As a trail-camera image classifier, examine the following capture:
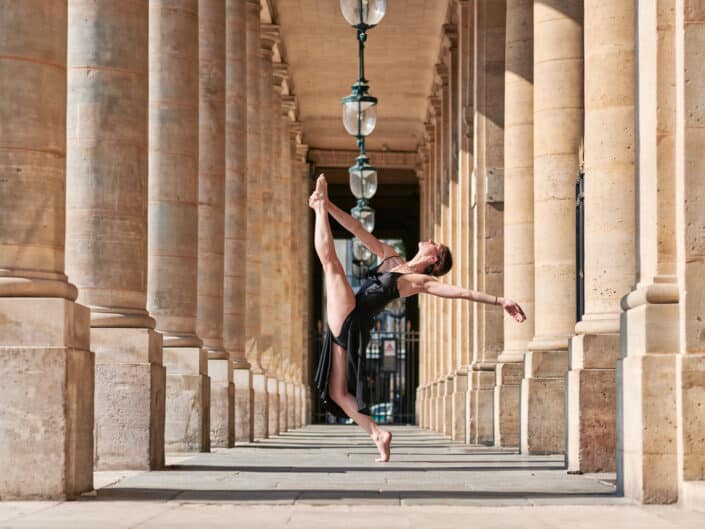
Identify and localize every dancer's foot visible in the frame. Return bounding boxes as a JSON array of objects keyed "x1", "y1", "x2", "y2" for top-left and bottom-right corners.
[
  {"x1": 315, "y1": 173, "x2": 328, "y2": 200},
  {"x1": 372, "y1": 429, "x2": 392, "y2": 463}
]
